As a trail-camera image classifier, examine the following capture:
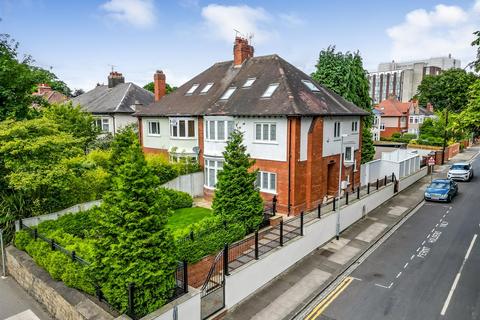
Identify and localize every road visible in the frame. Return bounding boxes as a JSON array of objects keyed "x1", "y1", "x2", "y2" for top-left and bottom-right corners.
[{"x1": 302, "y1": 155, "x2": 480, "y2": 320}]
